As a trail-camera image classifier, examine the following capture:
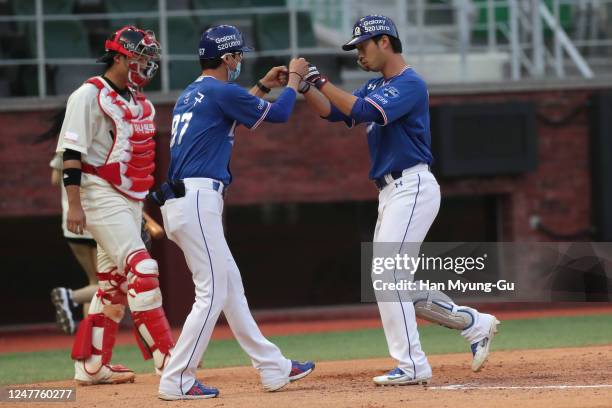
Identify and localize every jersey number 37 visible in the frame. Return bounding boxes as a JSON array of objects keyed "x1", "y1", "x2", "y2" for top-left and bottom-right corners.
[{"x1": 170, "y1": 112, "x2": 193, "y2": 147}]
